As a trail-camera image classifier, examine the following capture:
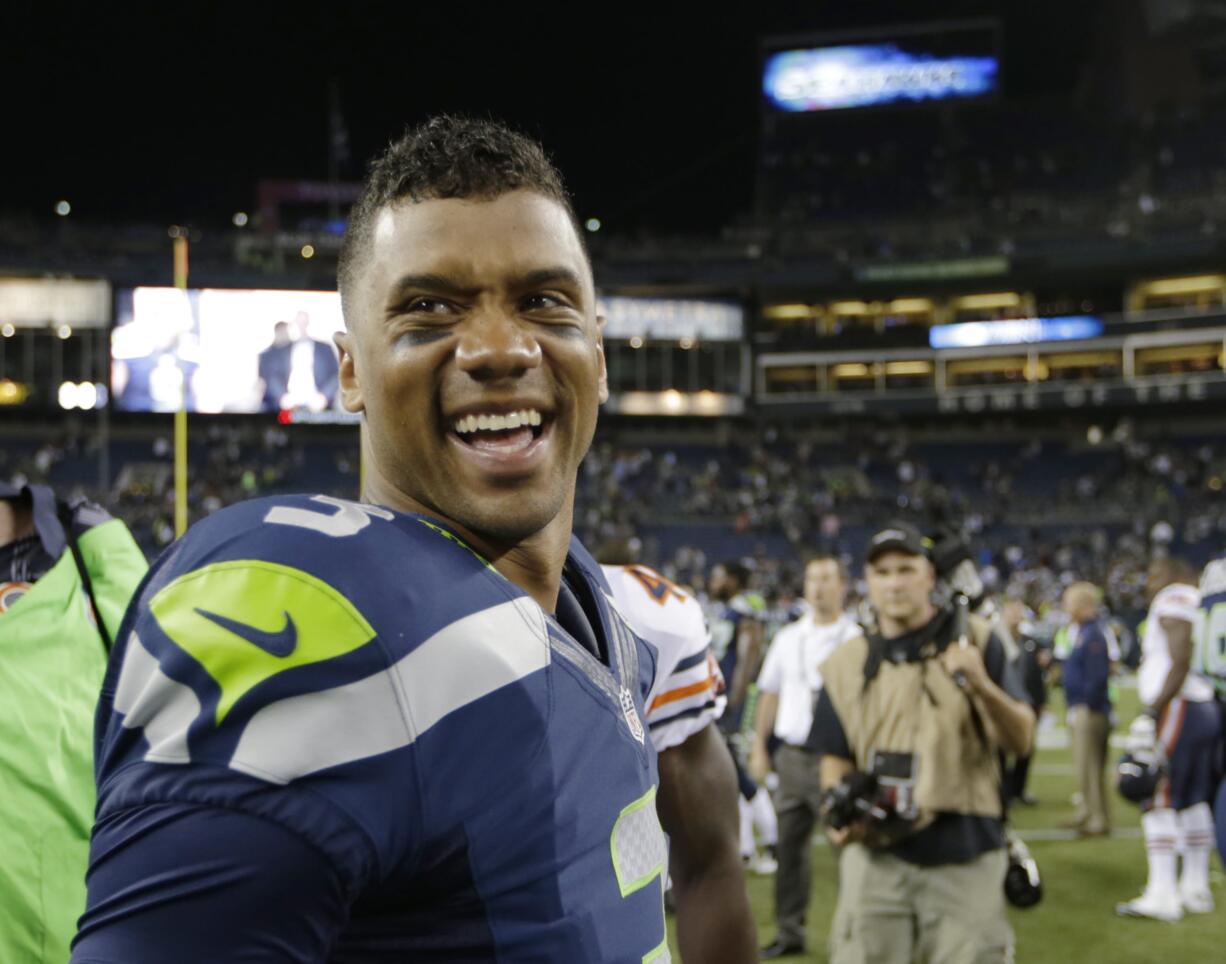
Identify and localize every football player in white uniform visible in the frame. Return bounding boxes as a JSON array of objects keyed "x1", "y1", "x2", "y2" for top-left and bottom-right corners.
[
  {"x1": 603, "y1": 560, "x2": 757, "y2": 960},
  {"x1": 1117, "y1": 558, "x2": 1220, "y2": 921}
]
